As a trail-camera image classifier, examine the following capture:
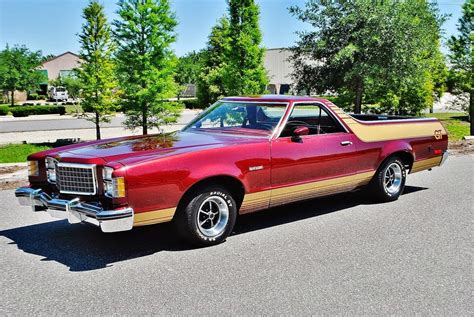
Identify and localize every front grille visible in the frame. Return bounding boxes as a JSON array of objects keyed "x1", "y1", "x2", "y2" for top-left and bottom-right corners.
[{"x1": 55, "y1": 162, "x2": 97, "y2": 195}]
